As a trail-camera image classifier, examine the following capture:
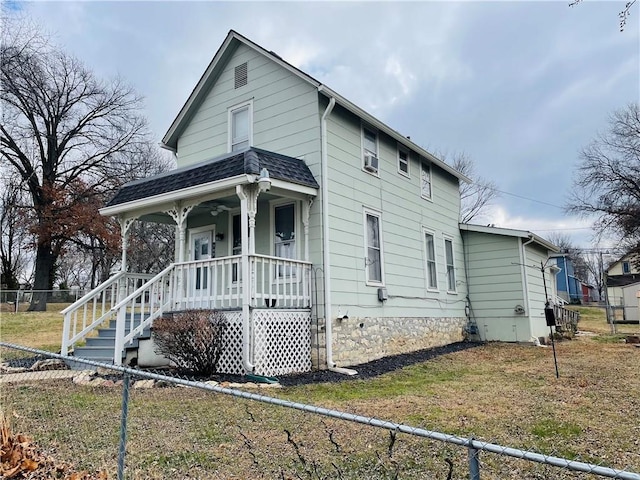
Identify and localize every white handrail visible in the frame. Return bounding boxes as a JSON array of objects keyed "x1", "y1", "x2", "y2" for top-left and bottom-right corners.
[{"x1": 60, "y1": 272, "x2": 125, "y2": 315}]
